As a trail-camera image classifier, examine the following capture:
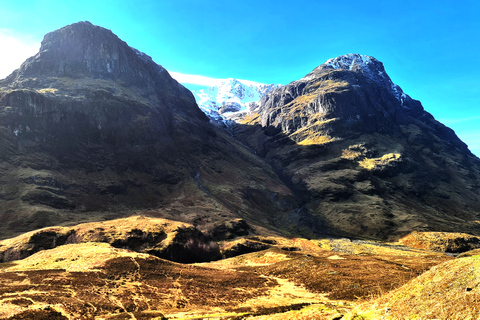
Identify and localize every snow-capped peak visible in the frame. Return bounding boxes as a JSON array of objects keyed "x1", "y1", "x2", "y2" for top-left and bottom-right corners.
[
  {"x1": 193, "y1": 78, "x2": 280, "y2": 122},
  {"x1": 304, "y1": 53, "x2": 409, "y2": 106},
  {"x1": 322, "y1": 53, "x2": 374, "y2": 71}
]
